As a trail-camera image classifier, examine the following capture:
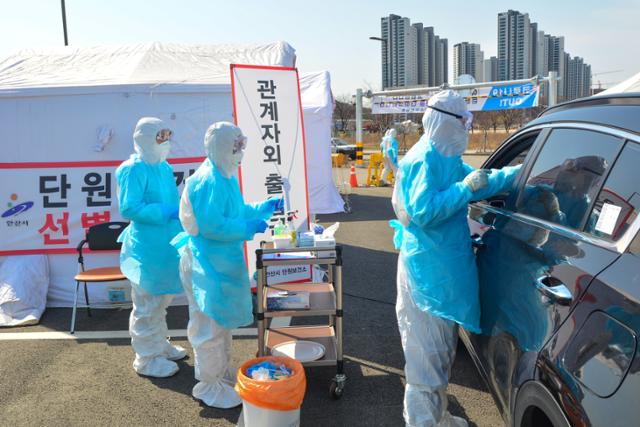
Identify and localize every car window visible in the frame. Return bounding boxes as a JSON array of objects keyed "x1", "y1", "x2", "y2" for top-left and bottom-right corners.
[
  {"x1": 585, "y1": 142, "x2": 640, "y2": 241},
  {"x1": 516, "y1": 128, "x2": 623, "y2": 230}
]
